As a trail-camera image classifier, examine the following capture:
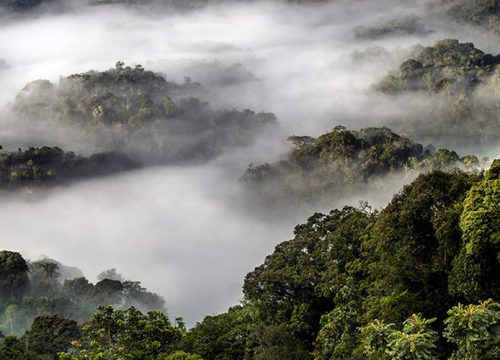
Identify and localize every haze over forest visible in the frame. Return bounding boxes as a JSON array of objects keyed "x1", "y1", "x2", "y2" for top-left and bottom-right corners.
[{"x1": 0, "y1": 1, "x2": 499, "y2": 359}]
